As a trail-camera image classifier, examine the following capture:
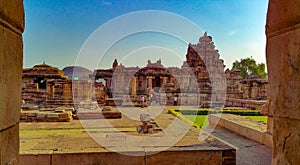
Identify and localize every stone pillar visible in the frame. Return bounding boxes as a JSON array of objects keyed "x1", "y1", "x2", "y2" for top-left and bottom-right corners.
[
  {"x1": 163, "y1": 77, "x2": 168, "y2": 86},
  {"x1": 0, "y1": 0, "x2": 24, "y2": 164},
  {"x1": 87, "y1": 80, "x2": 92, "y2": 100},
  {"x1": 46, "y1": 83, "x2": 54, "y2": 98},
  {"x1": 63, "y1": 82, "x2": 72, "y2": 100},
  {"x1": 131, "y1": 76, "x2": 137, "y2": 95},
  {"x1": 148, "y1": 77, "x2": 152, "y2": 89},
  {"x1": 243, "y1": 85, "x2": 249, "y2": 99},
  {"x1": 266, "y1": 1, "x2": 300, "y2": 164},
  {"x1": 251, "y1": 82, "x2": 258, "y2": 99},
  {"x1": 105, "y1": 78, "x2": 110, "y2": 88}
]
